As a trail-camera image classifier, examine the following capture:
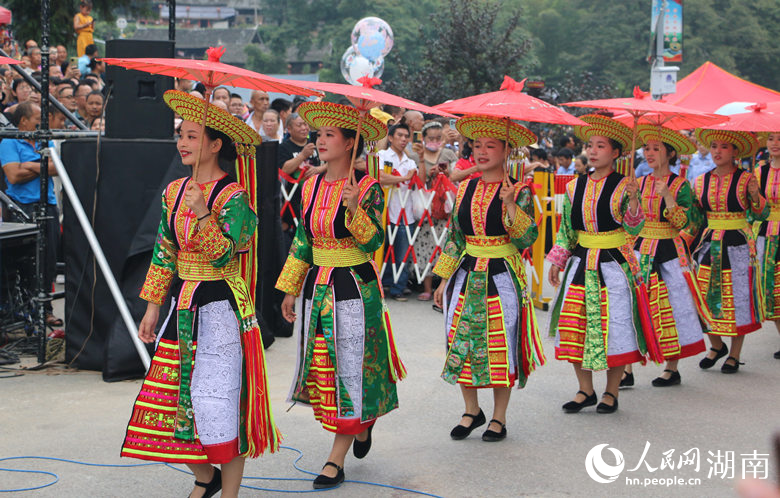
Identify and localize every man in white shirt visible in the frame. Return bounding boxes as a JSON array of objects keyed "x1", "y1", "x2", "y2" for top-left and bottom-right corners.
[
  {"x1": 244, "y1": 90, "x2": 270, "y2": 134},
  {"x1": 687, "y1": 139, "x2": 716, "y2": 182},
  {"x1": 378, "y1": 123, "x2": 417, "y2": 300}
]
